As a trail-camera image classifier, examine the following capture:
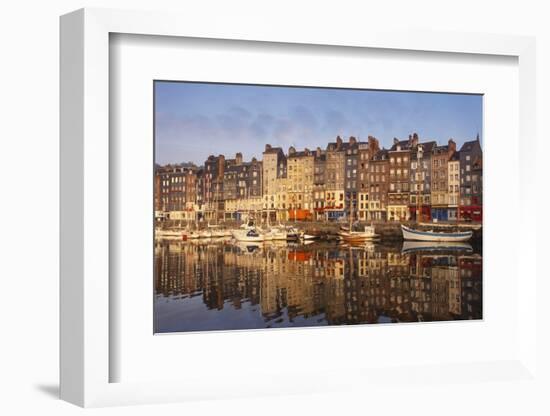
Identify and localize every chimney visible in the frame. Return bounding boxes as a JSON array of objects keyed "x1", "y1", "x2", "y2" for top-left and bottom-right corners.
[
  {"x1": 349, "y1": 136, "x2": 357, "y2": 145},
  {"x1": 235, "y1": 152, "x2": 243, "y2": 165},
  {"x1": 218, "y1": 155, "x2": 225, "y2": 178},
  {"x1": 448, "y1": 139, "x2": 456, "y2": 154},
  {"x1": 264, "y1": 144, "x2": 272, "y2": 152},
  {"x1": 368, "y1": 136, "x2": 380, "y2": 154},
  {"x1": 304, "y1": 148, "x2": 310, "y2": 155},
  {"x1": 412, "y1": 133, "x2": 419, "y2": 146},
  {"x1": 316, "y1": 147, "x2": 322, "y2": 157},
  {"x1": 393, "y1": 138, "x2": 400, "y2": 145},
  {"x1": 336, "y1": 135, "x2": 343, "y2": 149},
  {"x1": 288, "y1": 146, "x2": 296, "y2": 155}
]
